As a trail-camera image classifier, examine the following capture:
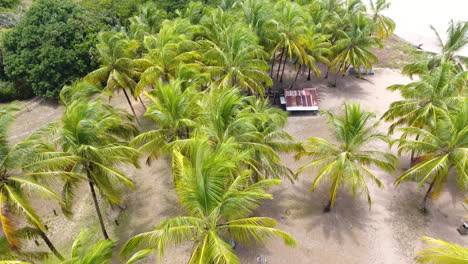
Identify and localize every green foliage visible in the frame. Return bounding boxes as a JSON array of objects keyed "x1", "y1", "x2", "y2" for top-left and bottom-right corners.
[
  {"x1": 0, "y1": 0, "x2": 19, "y2": 10},
  {"x1": 394, "y1": 99, "x2": 468, "y2": 205},
  {"x1": 79, "y1": 0, "x2": 146, "y2": 25},
  {"x1": 0, "y1": 81, "x2": 33, "y2": 102},
  {"x1": 121, "y1": 137, "x2": 296, "y2": 263},
  {"x1": 296, "y1": 103, "x2": 397, "y2": 210},
  {"x1": 2, "y1": 0, "x2": 102, "y2": 99},
  {"x1": 416, "y1": 236, "x2": 468, "y2": 264}
]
